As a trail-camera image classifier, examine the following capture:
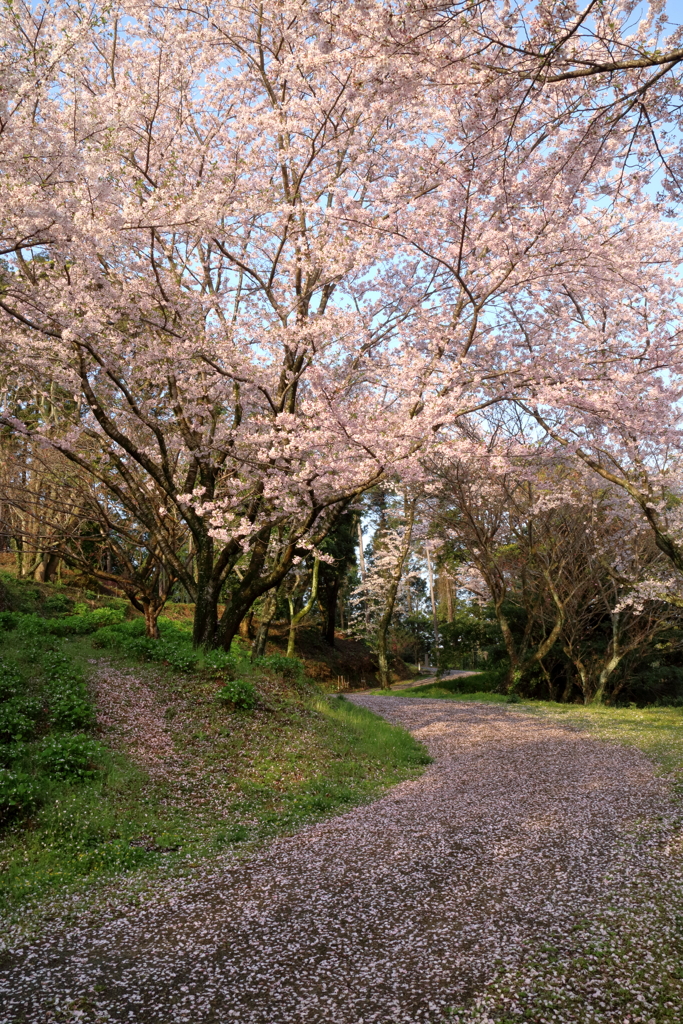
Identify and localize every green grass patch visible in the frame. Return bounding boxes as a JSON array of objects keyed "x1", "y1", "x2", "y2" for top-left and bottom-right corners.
[
  {"x1": 91, "y1": 615, "x2": 236, "y2": 674},
  {"x1": 0, "y1": 607, "x2": 430, "y2": 915},
  {"x1": 521, "y1": 700, "x2": 683, "y2": 788},
  {"x1": 397, "y1": 677, "x2": 683, "y2": 782},
  {"x1": 370, "y1": 671, "x2": 503, "y2": 701}
]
